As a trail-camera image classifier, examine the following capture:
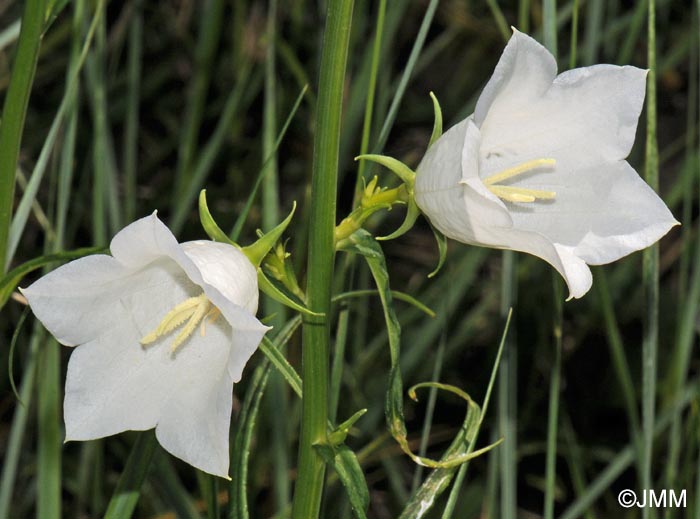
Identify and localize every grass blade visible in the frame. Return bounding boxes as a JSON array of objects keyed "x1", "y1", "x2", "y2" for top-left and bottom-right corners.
[
  {"x1": 641, "y1": 2, "x2": 659, "y2": 517},
  {"x1": 103, "y1": 433, "x2": 158, "y2": 519},
  {"x1": 0, "y1": 0, "x2": 46, "y2": 271}
]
